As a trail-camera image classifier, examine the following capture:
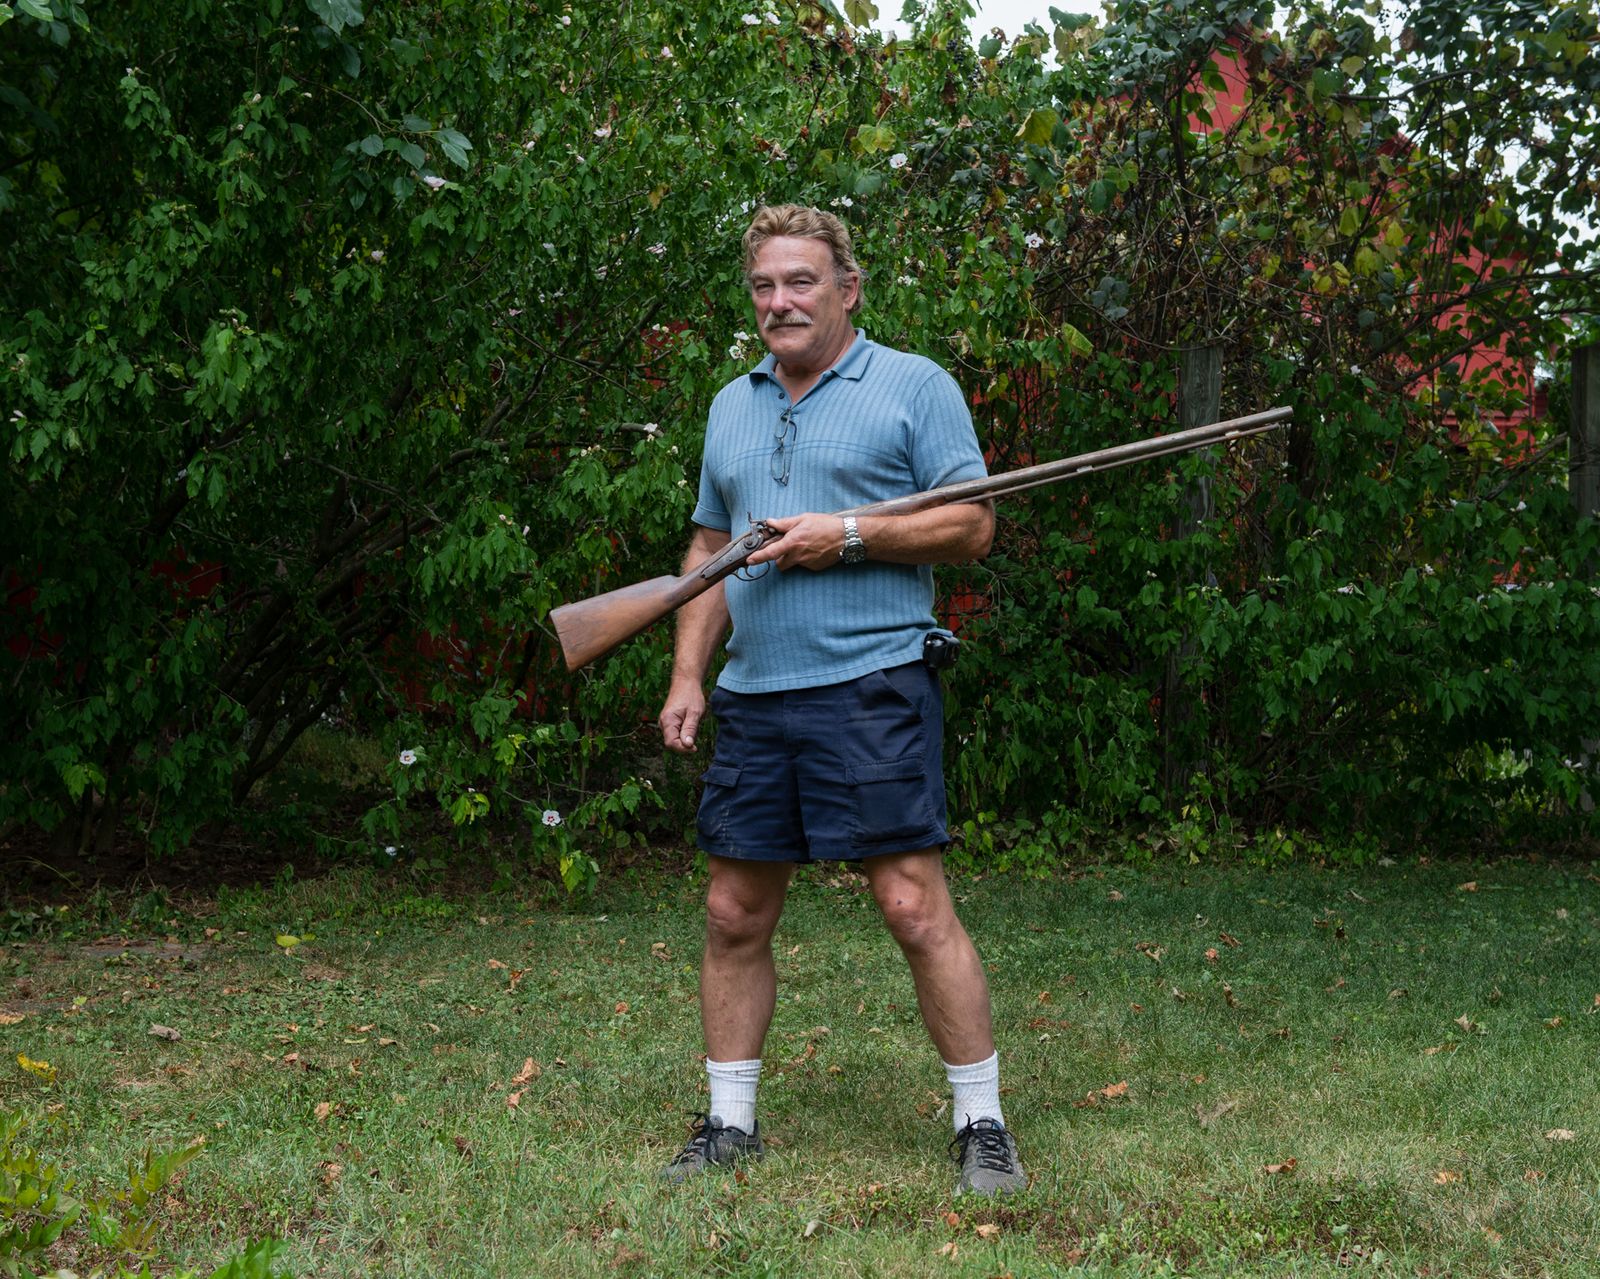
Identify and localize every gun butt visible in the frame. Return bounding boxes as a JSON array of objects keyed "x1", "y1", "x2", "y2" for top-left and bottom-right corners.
[{"x1": 549, "y1": 574, "x2": 686, "y2": 672}]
